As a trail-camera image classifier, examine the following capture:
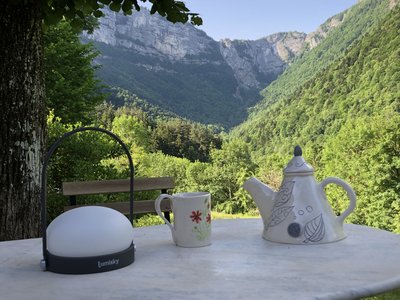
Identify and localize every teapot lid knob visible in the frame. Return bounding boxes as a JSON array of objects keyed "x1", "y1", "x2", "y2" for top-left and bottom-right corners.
[
  {"x1": 283, "y1": 145, "x2": 314, "y2": 174},
  {"x1": 294, "y1": 145, "x2": 302, "y2": 157}
]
